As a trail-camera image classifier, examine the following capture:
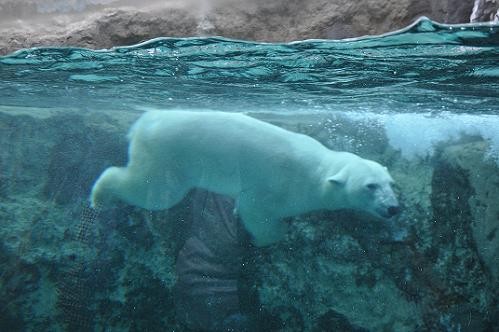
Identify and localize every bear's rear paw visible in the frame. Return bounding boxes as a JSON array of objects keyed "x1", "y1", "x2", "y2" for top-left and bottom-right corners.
[
  {"x1": 90, "y1": 180, "x2": 108, "y2": 209},
  {"x1": 89, "y1": 167, "x2": 121, "y2": 209}
]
